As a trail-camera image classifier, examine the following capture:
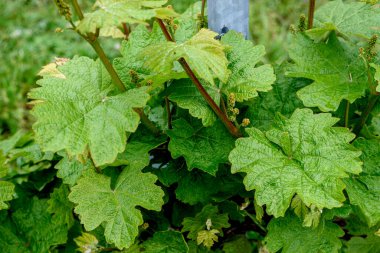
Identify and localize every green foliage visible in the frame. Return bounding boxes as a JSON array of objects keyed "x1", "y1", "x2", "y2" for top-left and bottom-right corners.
[
  {"x1": 264, "y1": 214, "x2": 344, "y2": 253},
  {"x1": 229, "y1": 108, "x2": 362, "y2": 217},
  {"x1": 29, "y1": 57, "x2": 150, "y2": 166},
  {"x1": 69, "y1": 167, "x2": 164, "y2": 249},
  {"x1": 1, "y1": 0, "x2": 380, "y2": 252}
]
